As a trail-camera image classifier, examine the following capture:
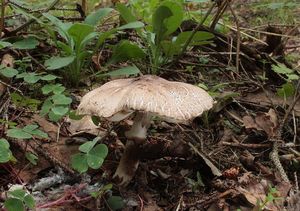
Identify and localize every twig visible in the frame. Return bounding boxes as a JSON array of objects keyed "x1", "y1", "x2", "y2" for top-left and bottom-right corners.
[
  {"x1": 0, "y1": 0, "x2": 6, "y2": 36},
  {"x1": 178, "y1": 1, "x2": 216, "y2": 57},
  {"x1": 0, "y1": 79, "x2": 23, "y2": 95},
  {"x1": 227, "y1": 2, "x2": 240, "y2": 73},
  {"x1": 210, "y1": 0, "x2": 229, "y2": 30},
  {"x1": 7, "y1": 0, "x2": 60, "y2": 36},
  {"x1": 221, "y1": 141, "x2": 271, "y2": 149},
  {"x1": 269, "y1": 81, "x2": 300, "y2": 184}
]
